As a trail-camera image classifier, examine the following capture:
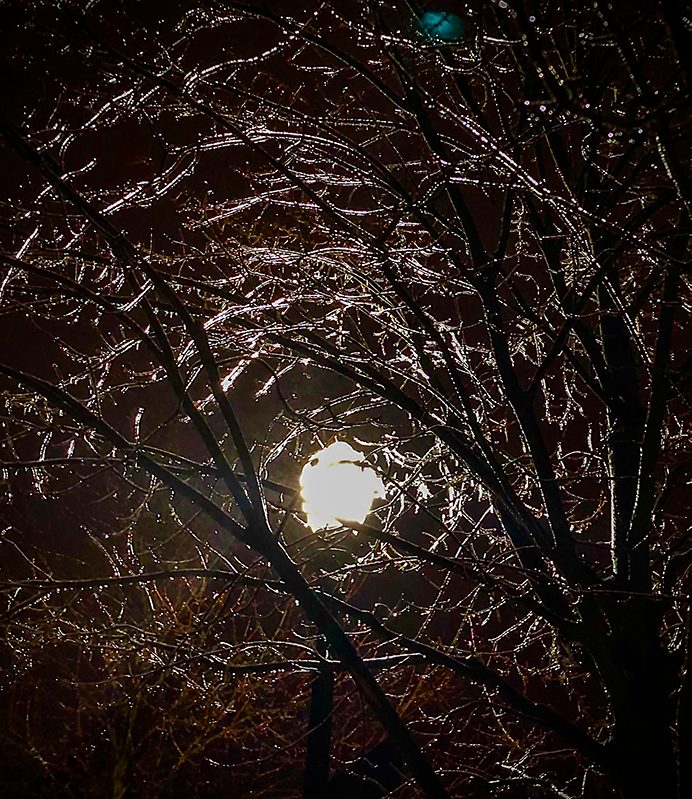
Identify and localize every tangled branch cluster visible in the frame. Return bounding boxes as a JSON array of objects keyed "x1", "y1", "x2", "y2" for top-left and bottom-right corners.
[{"x1": 0, "y1": 2, "x2": 689, "y2": 797}]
